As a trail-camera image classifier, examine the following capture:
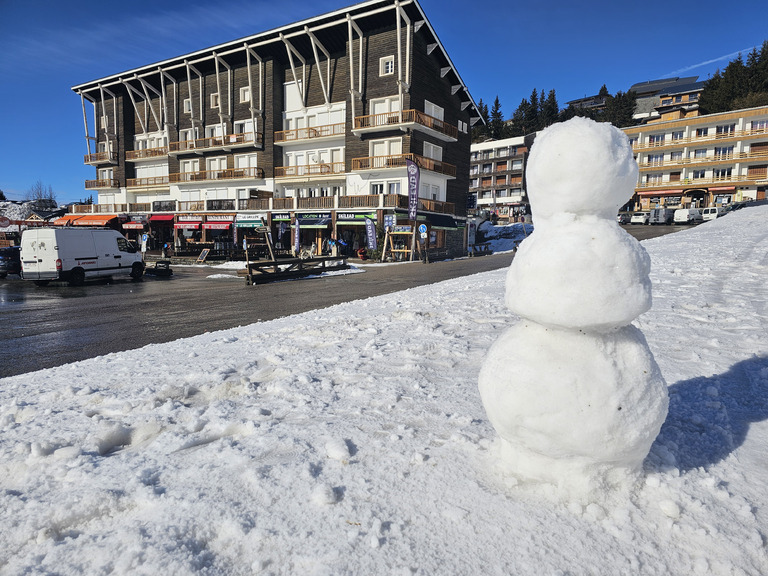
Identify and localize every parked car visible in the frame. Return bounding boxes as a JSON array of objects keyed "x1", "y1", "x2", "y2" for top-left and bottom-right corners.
[
  {"x1": 702, "y1": 207, "x2": 724, "y2": 221},
  {"x1": 630, "y1": 212, "x2": 650, "y2": 225},
  {"x1": 616, "y1": 213, "x2": 631, "y2": 224},
  {"x1": 673, "y1": 208, "x2": 703, "y2": 225},
  {"x1": 0, "y1": 246, "x2": 22, "y2": 278},
  {"x1": 649, "y1": 208, "x2": 675, "y2": 225}
]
